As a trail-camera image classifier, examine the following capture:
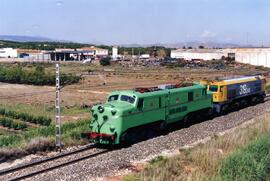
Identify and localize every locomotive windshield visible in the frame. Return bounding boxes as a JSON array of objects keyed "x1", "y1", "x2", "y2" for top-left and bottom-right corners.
[
  {"x1": 209, "y1": 85, "x2": 218, "y2": 92},
  {"x1": 120, "y1": 95, "x2": 135, "y2": 104},
  {"x1": 108, "y1": 95, "x2": 119, "y2": 102}
]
